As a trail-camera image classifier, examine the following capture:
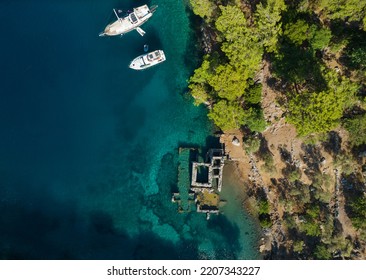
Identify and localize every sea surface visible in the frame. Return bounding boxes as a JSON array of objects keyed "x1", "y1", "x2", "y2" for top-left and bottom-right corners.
[{"x1": 0, "y1": 0, "x2": 260, "y2": 259}]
